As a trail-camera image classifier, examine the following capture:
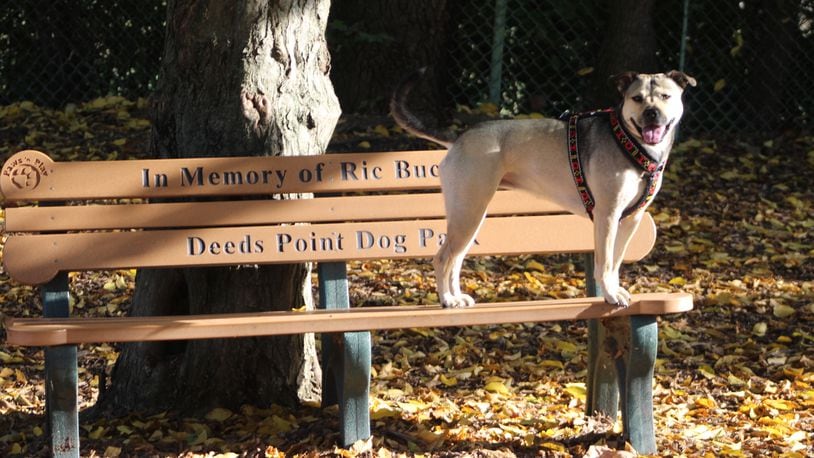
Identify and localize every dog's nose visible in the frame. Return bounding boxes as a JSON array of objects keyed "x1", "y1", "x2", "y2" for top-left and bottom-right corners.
[{"x1": 643, "y1": 108, "x2": 659, "y2": 122}]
